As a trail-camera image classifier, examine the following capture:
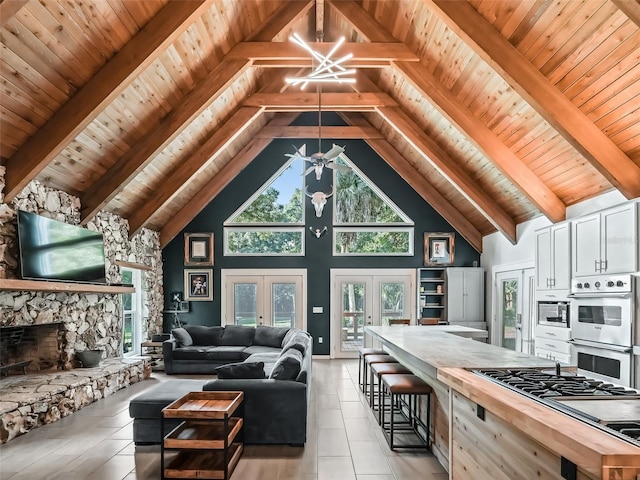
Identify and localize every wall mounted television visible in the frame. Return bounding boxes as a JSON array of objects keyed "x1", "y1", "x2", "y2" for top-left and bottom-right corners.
[{"x1": 17, "y1": 210, "x2": 107, "y2": 284}]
